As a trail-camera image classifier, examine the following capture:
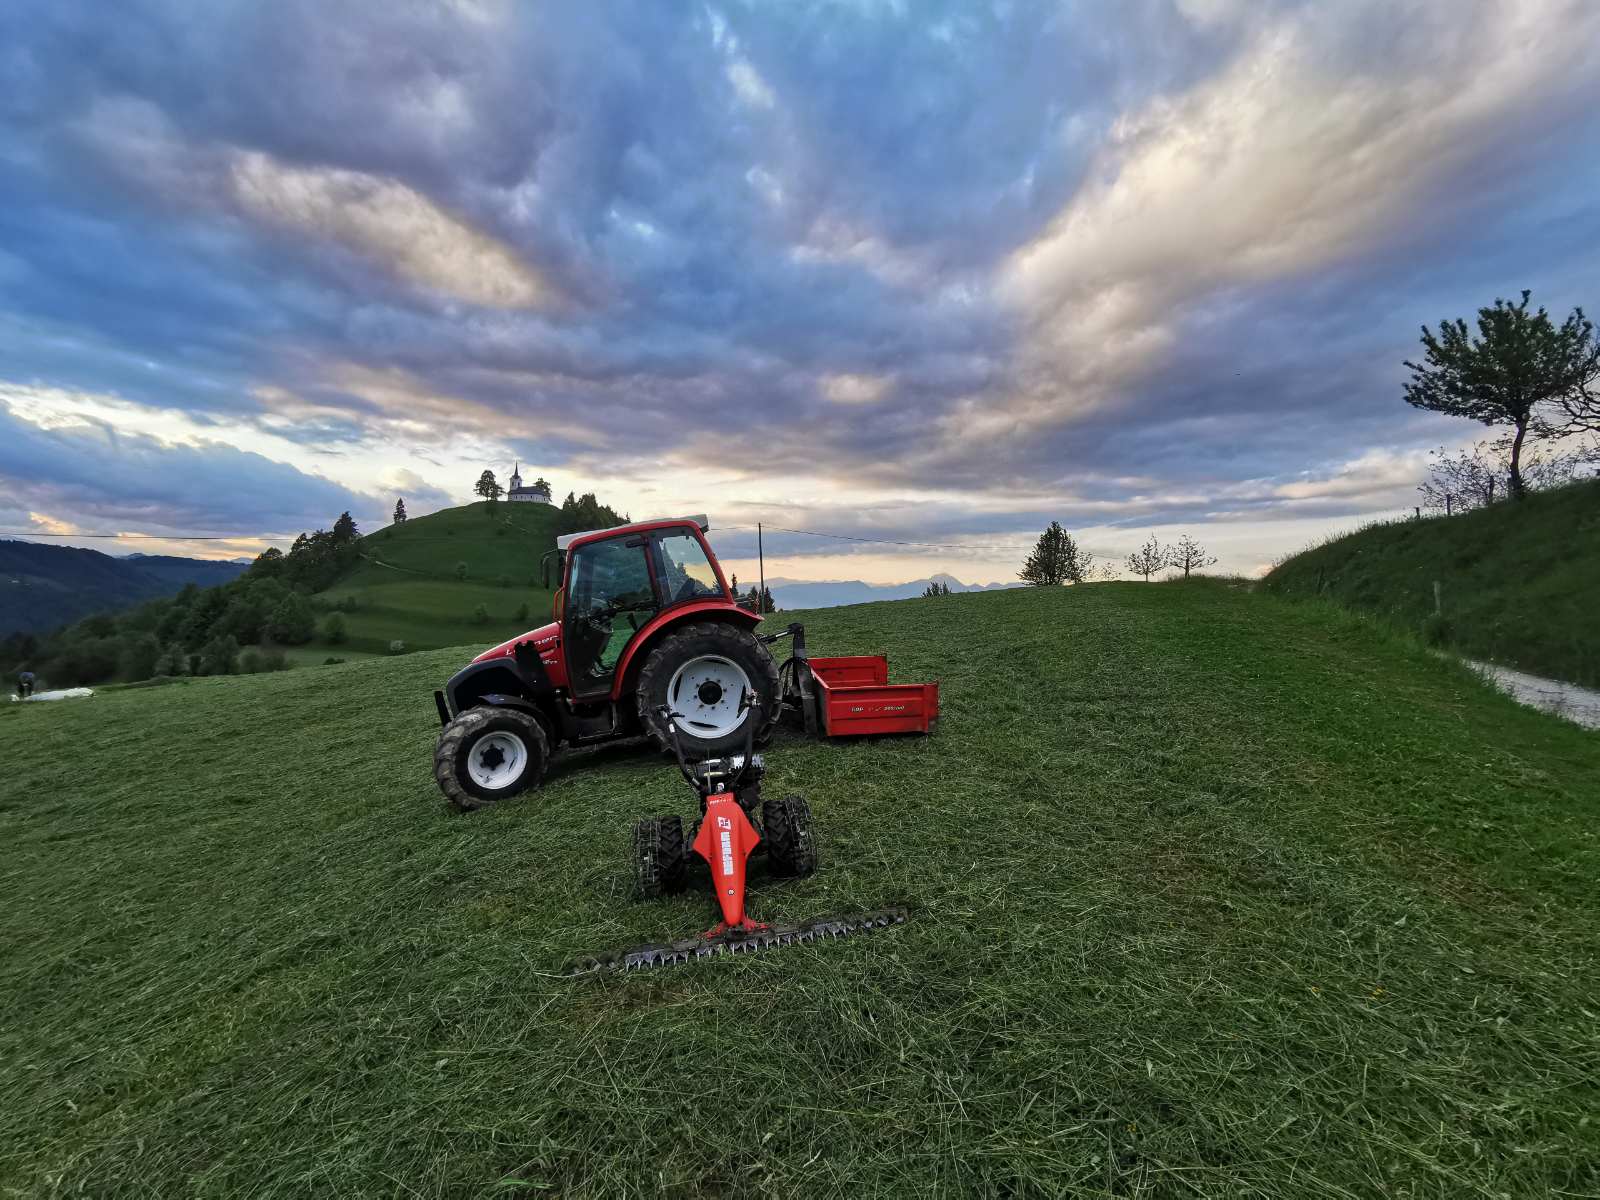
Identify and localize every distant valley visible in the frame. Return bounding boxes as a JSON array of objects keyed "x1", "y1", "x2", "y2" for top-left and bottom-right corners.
[{"x1": 0, "y1": 541, "x2": 248, "y2": 636}]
